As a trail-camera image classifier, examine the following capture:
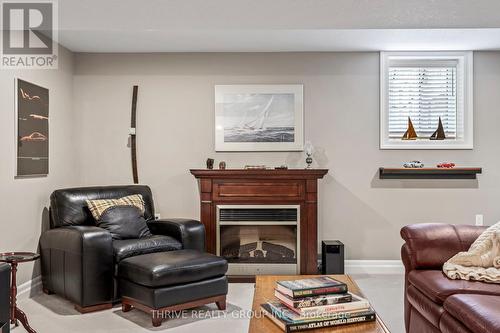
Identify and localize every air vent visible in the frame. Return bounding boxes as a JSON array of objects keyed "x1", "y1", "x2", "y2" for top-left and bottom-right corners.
[{"x1": 219, "y1": 208, "x2": 297, "y2": 222}]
